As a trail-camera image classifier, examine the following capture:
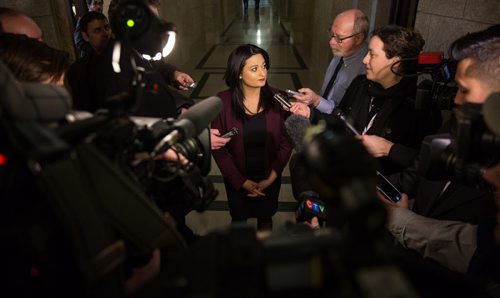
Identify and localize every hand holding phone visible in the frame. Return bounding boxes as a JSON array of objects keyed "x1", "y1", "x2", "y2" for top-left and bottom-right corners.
[
  {"x1": 183, "y1": 82, "x2": 197, "y2": 89},
  {"x1": 376, "y1": 172, "x2": 402, "y2": 203},
  {"x1": 221, "y1": 127, "x2": 239, "y2": 138},
  {"x1": 273, "y1": 93, "x2": 292, "y2": 109}
]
